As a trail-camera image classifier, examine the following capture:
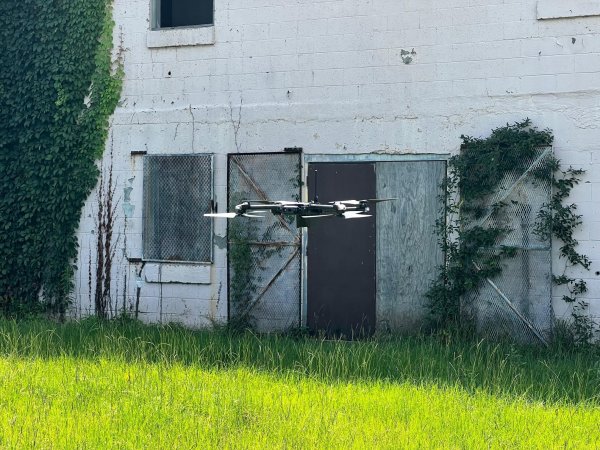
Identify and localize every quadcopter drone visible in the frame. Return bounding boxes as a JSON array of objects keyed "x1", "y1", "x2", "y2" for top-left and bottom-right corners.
[
  {"x1": 205, "y1": 197, "x2": 394, "y2": 224},
  {"x1": 205, "y1": 169, "x2": 396, "y2": 227}
]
